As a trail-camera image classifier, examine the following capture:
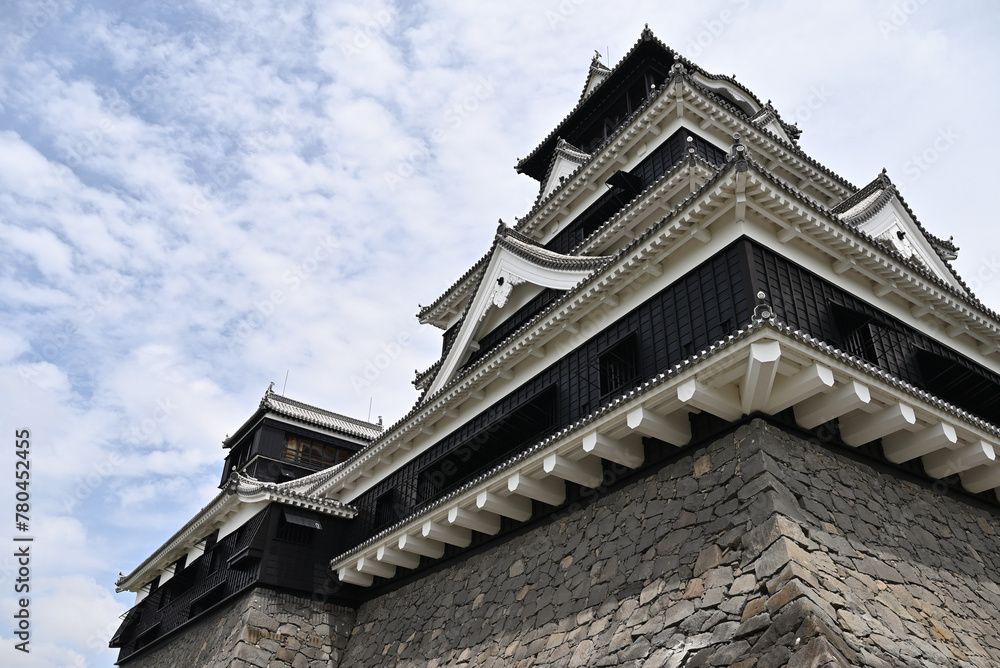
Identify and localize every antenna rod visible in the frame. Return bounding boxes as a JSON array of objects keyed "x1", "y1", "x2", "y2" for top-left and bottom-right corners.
[
  {"x1": 281, "y1": 370, "x2": 289, "y2": 395},
  {"x1": 368, "y1": 397, "x2": 373, "y2": 423}
]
